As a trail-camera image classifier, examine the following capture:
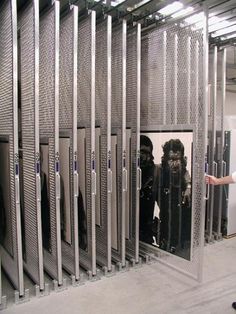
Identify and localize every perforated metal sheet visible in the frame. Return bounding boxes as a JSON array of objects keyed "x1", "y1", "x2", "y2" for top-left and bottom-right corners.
[
  {"x1": 213, "y1": 49, "x2": 226, "y2": 238},
  {"x1": 126, "y1": 26, "x2": 140, "y2": 261},
  {"x1": 39, "y1": 3, "x2": 62, "y2": 283},
  {"x1": 95, "y1": 17, "x2": 111, "y2": 269},
  {"x1": 78, "y1": 12, "x2": 96, "y2": 274},
  {"x1": 0, "y1": 0, "x2": 23, "y2": 294},
  {"x1": 111, "y1": 22, "x2": 125, "y2": 264},
  {"x1": 140, "y1": 19, "x2": 206, "y2": 279},
  {"x1": 59, "y1": 9, "x2": 78, "y2": 278},
  {"x1": 18, "y1": 1, "x2": 44, "y2": 288},
  {"x1": 205, "y1": 48, "x2": 217, "y2": 241}
]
